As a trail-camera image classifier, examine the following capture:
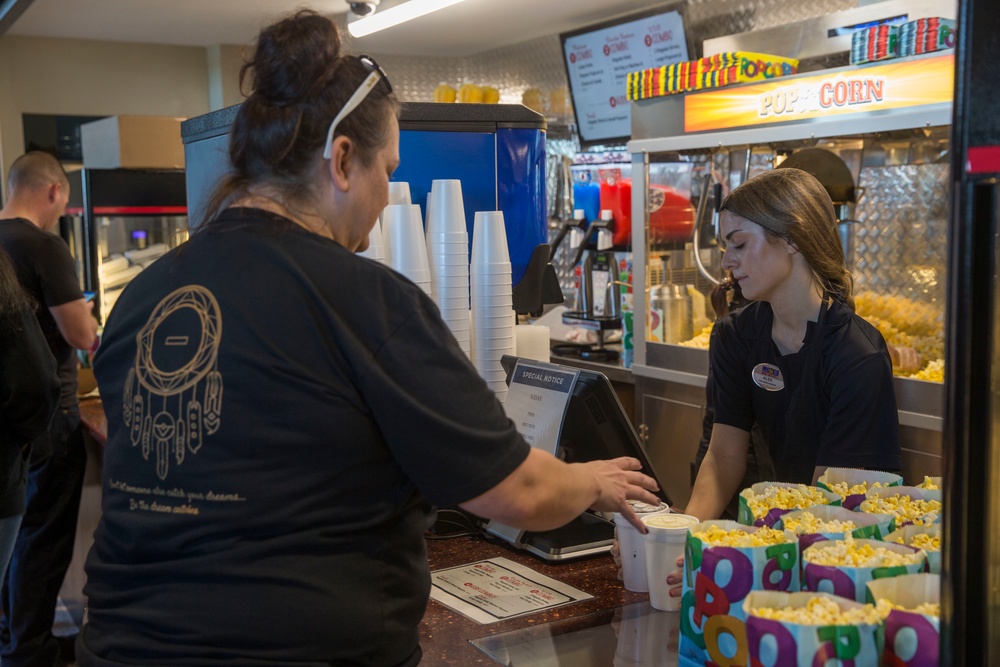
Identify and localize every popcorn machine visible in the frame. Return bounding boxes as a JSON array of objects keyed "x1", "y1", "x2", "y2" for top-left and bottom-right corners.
[
  {"x1": 62, "y1": 168, "x2": 188, "y2": 323},
  {"x1": 625, "y1": 33, "x2": 952, "y2": 508}
]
